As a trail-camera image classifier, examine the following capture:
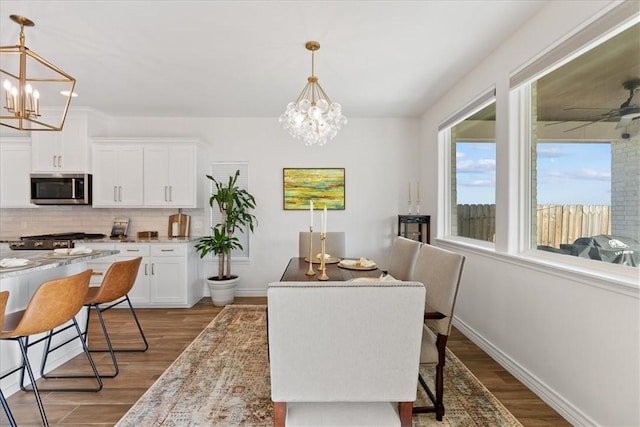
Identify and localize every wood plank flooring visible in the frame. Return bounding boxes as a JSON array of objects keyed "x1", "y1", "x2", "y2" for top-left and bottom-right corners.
[{"x1": 1, "y1": 297, "x2": 569, "y2": 426}]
